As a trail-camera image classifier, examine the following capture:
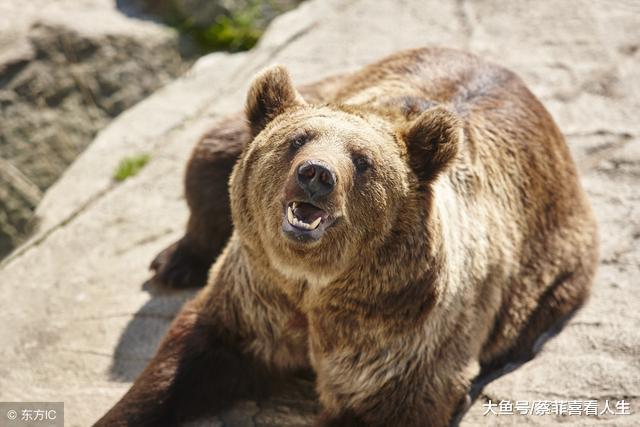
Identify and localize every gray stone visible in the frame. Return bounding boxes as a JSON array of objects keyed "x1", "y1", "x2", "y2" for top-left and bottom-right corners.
[
  {"x1": 0, "y1": 158, "x2": 41, "y2": 257},
  {"x1": 0, "y1": 0, "x2": 638, "y2": 426}
]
